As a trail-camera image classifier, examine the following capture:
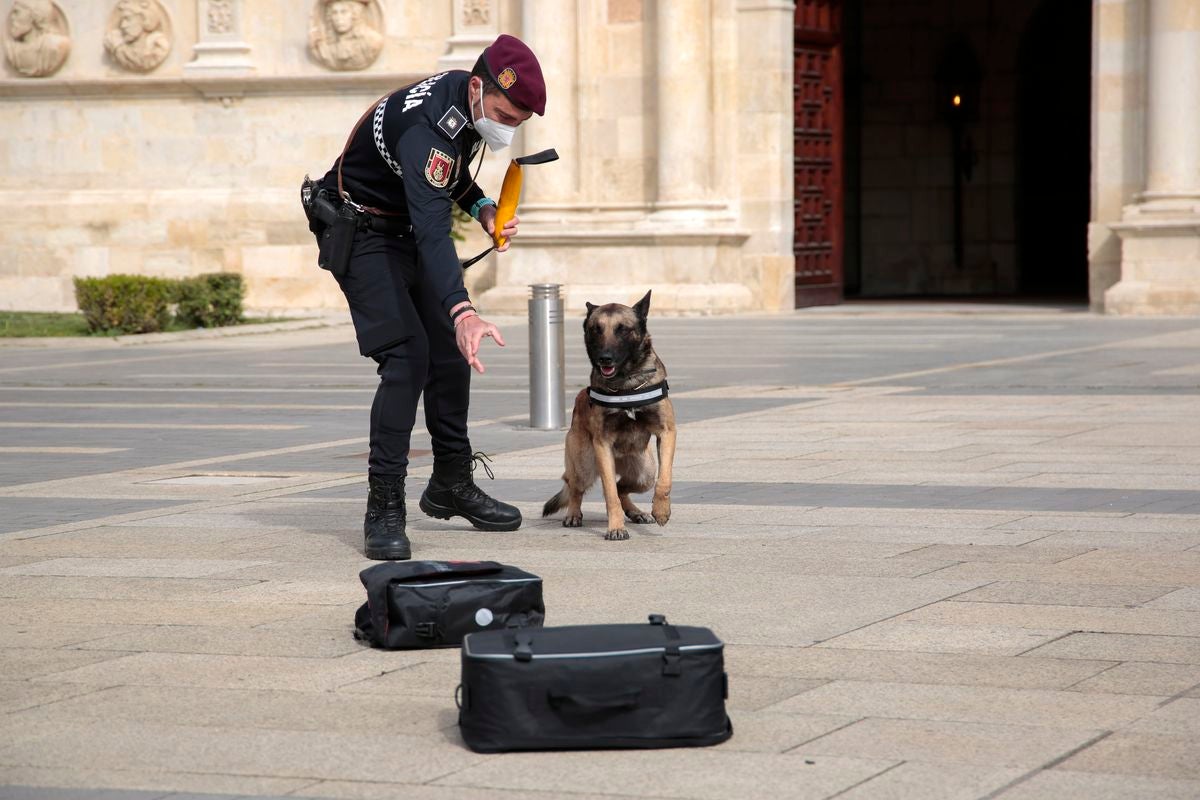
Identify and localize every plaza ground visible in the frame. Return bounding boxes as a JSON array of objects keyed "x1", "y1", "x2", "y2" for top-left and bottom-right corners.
[{"x1": 1, "y1": 302, "x2": 1199, "y2": 799}]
